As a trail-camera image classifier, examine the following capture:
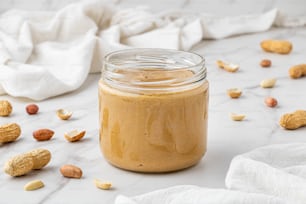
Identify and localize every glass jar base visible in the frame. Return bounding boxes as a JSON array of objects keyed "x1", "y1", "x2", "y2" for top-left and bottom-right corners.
[{"x1": 103, "y1": 152, "x2": 206, "y2": 173}]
